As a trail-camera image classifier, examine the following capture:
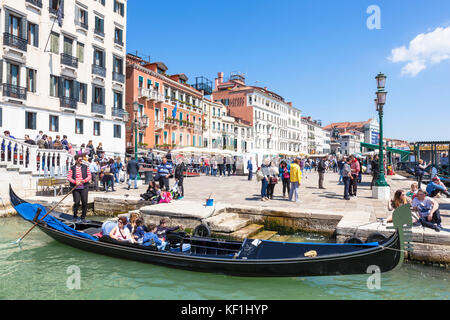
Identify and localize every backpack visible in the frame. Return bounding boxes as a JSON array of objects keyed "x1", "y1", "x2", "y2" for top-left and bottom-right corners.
[{"x1": 256, "y1": 169, "x2": 264, "y2": 182}]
